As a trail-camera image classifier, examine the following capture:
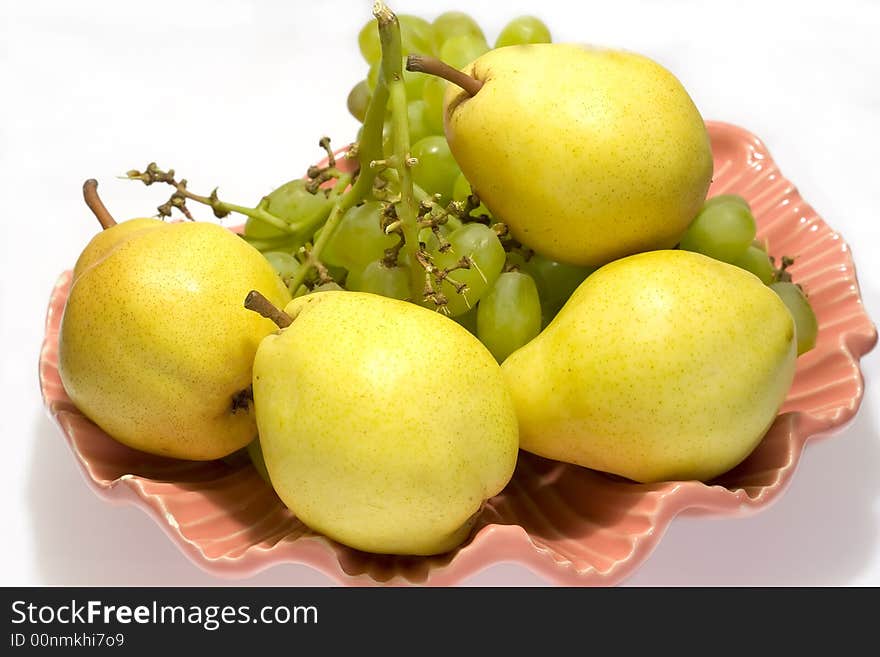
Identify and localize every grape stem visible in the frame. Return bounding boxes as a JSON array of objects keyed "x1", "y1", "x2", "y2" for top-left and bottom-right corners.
[
  {"x1": 123, "y1": 160, "x2": 354, "y2": 252},
  {"x1": 125, "y1": 162, "x2": 306, "y2": 232},
  {"x1": 280, "y1": 4, "x2": 410, "y2": 294},
  {"x1": 82, "y1": 179, "x2": 117, "y2": 229},
  {"x1": 773, "y1": 255, "x2": 795, "y2": 283},
  {"x1": 375, "y1": 1, "x2": 421, "y2": 289},
  {"x1": 406, "y1": 54, "x2": 484, "y2": 97},
  {"x1": 380, "y1": 205, "x2": 406, "y2": 267},
  {"x1": 244, "y1": 290, "x2": 293, "y2": 328},
  {"x1": 121, "y1": 2, "x2": 436, "y2": 300},
  {"x1": 318, "y1": 136, "x2": 336, "y2": 168},
  {"x1": 286, "y1": 1, "x2": 421, "y2": 295}
]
